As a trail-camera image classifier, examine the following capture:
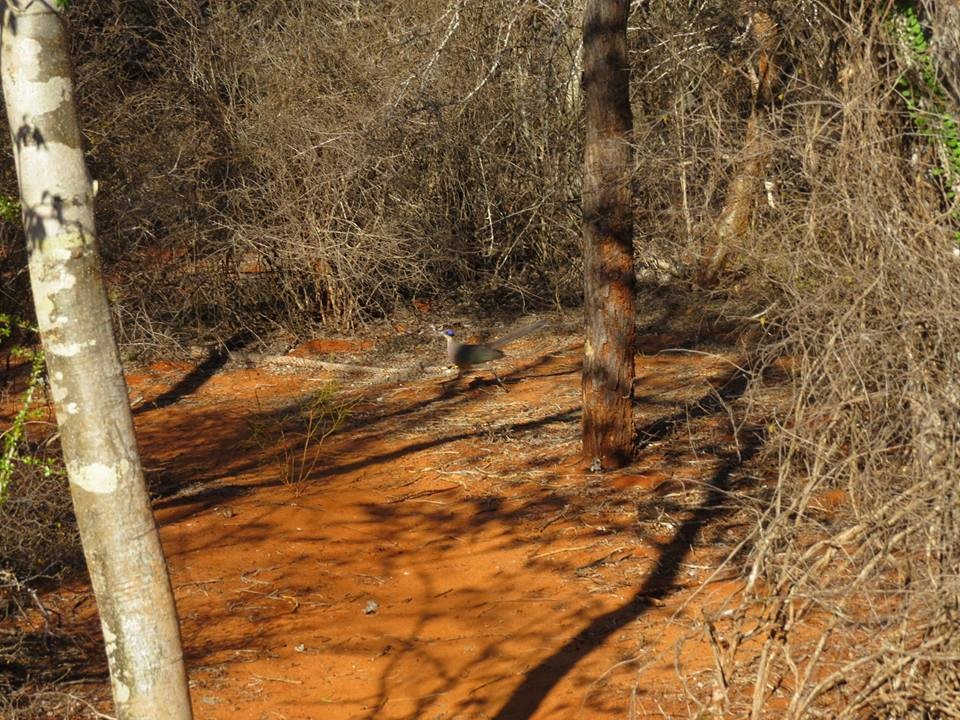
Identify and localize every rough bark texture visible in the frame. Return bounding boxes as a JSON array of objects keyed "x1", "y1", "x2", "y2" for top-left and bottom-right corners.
[
  {"x1": 581, "y1": 0, "x2": 636, "y2": 470},
  {"x1": 698, "y1": 10, "x2": 779, "y2": 285},
  {"x1": 1, "y1": 3, "x2": 193, "y2": 718},
  {"x1": 925, "y1": 0, "x2": 960, "y2": 108}
]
